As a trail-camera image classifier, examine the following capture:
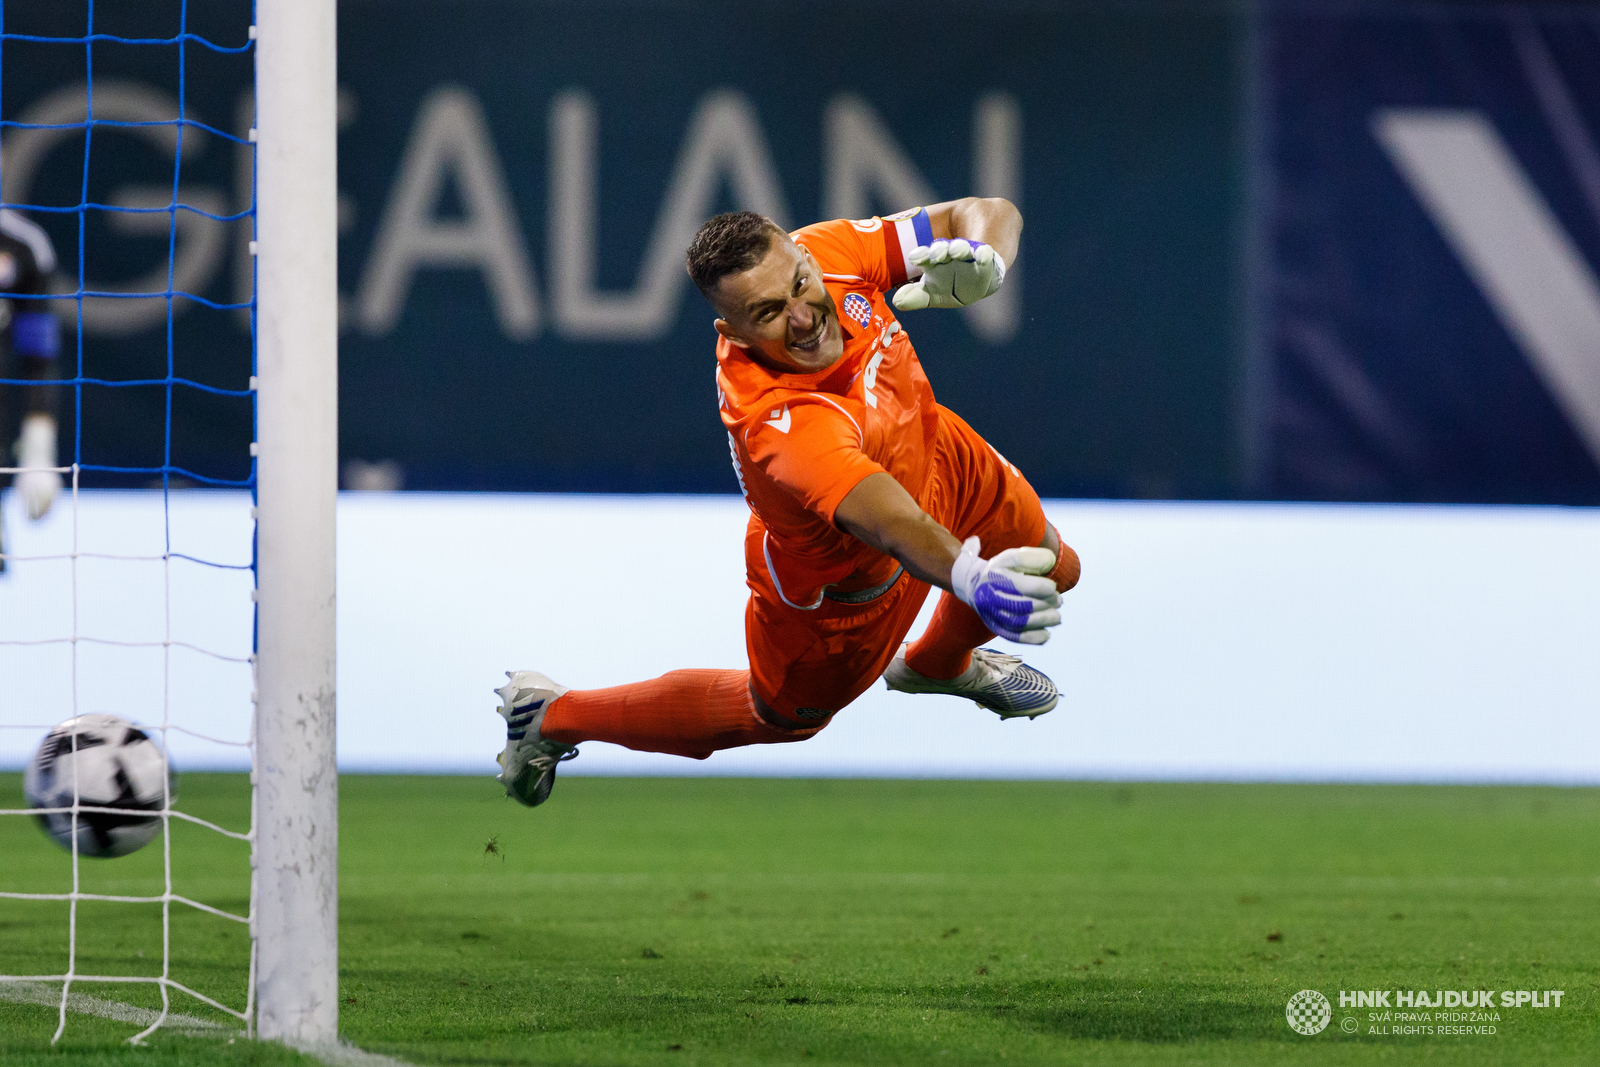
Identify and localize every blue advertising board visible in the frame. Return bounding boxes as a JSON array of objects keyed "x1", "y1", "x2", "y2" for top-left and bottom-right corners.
[
  {"x1": 1261, "y1": 2, "x2": 1600, "y2": 504},
  {"x1": 10, "y1": 0, "x2": 1594, "y2": 505}
]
